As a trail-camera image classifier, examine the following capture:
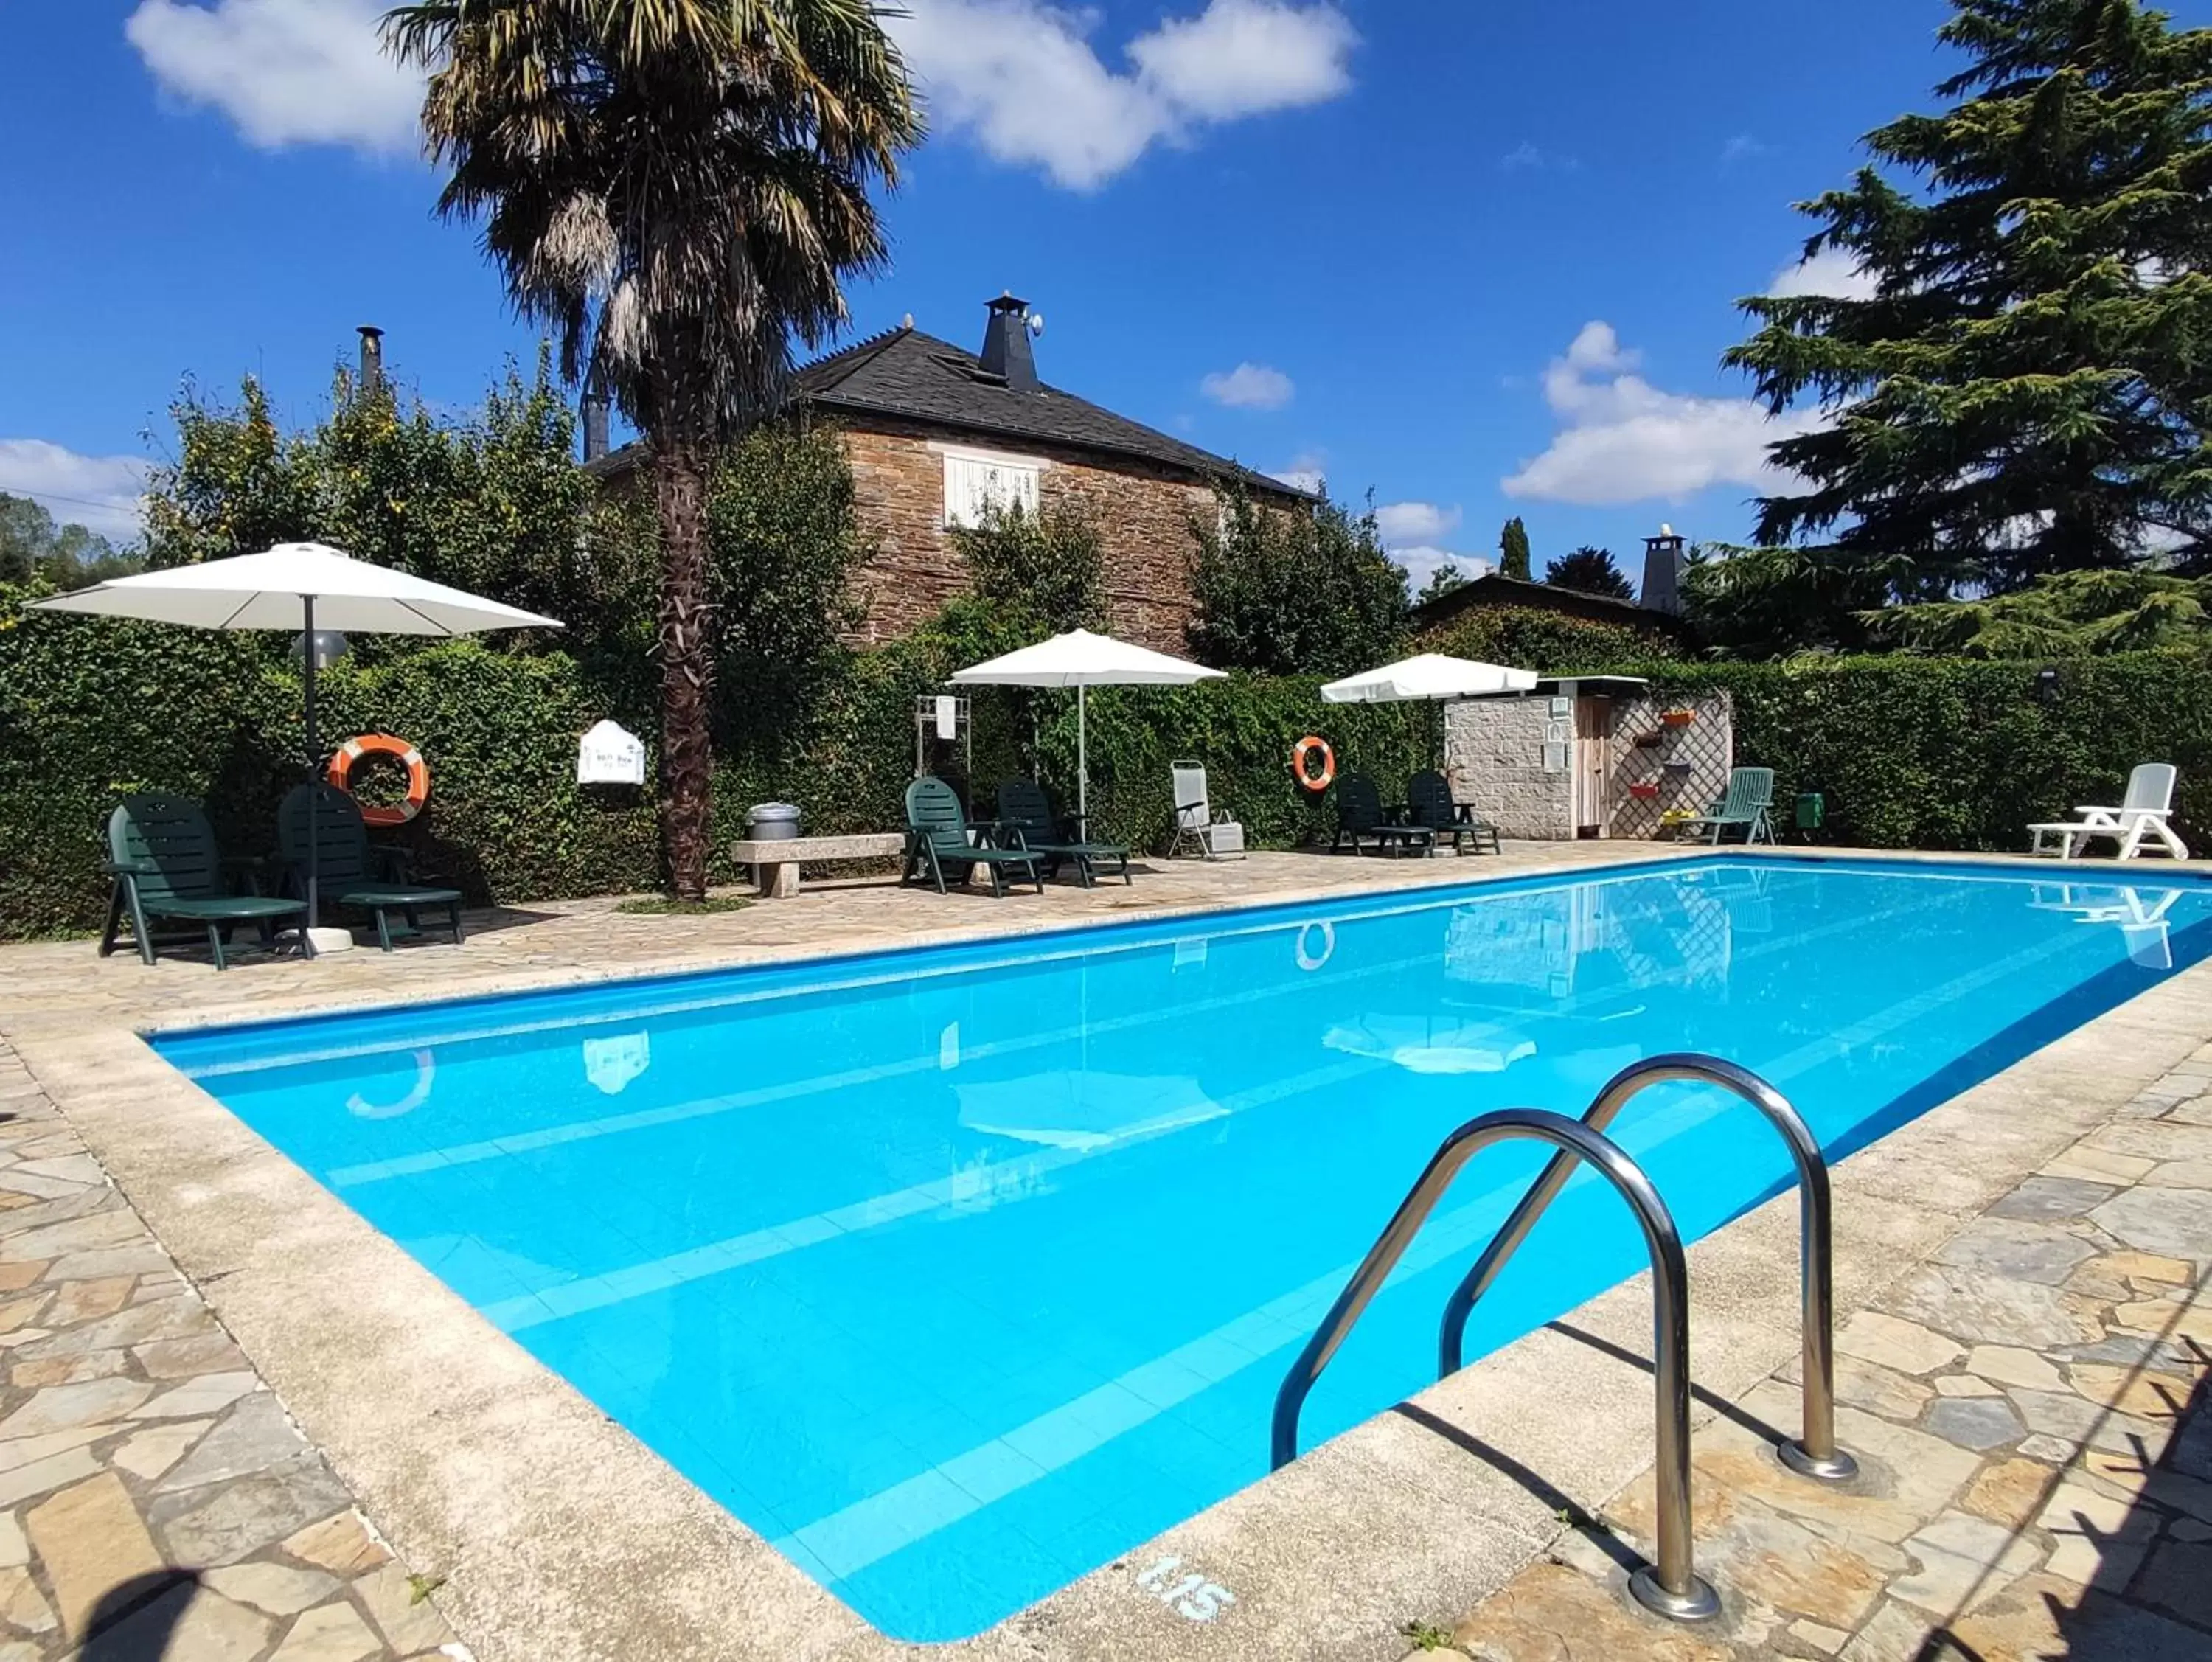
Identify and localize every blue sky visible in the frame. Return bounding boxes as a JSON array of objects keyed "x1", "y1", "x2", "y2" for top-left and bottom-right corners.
[{"x1": 7, "y1": 1, "x2": 2204, "y2": 591}]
